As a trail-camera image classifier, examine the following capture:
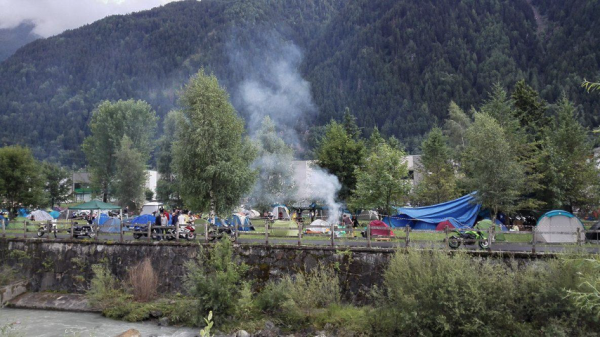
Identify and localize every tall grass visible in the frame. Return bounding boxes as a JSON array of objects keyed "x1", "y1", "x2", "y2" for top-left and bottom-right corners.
[{"x1": 127, "y1": 258, "x2": 158, "y2": 302}]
